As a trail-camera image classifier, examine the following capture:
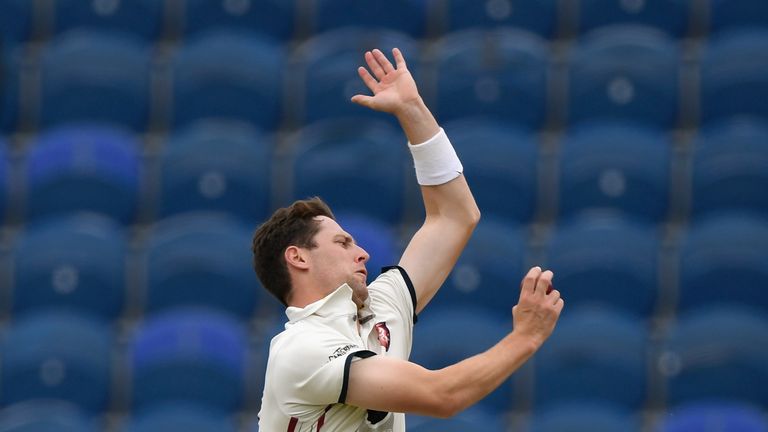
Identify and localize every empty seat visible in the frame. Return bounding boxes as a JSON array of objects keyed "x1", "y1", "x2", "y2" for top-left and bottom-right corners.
[
  {"x1": 311, "y1": 0, "x2": 427, "y2": 38},
  {"x1": 411, "y1": 307, "x2": 514, "y2": 413},
  {"x1": 294, "y1": 28, "x2": 419, "y2": 125},
  {"x1": 291, "y1": 118, "x2": 408, "y2": 225},
  {"x1": 567, "y1": 25, "x2": 679, "y2": 128},
  {"x1": 13, "y1": 214, "x2": 127, "y2": 320},
  {"x1": 409, "y1": 407, "x2": 506, "y2": 431},
  {"x1": 0, "y1": 311, "x2": 112, "y2": 413},
  {"x1": 52, "y1": 0, "x2": 164, "y2": 41},
  {"x1": 577, "y1": 0, "x2": 691, "y2": 37},
  {"x1": 182, "y1": 0, "x2": 296, "y2": 41},
  {"x1": 434, "y1": 28, "x2": 549, "y2": 129},
  {"x1": 130, "y1": 308, "x2": 248, "y2": 411},
  {"x1": 39, "y1": 31, "x2": 150, "y2": 130},
  {"x1": 171, "y1": 31, "x2": 284, "y2": 130},
  {"x1": 691, "y1": 119, "x2": 768, "y2": 218},
  {"x1": 430, "y1": 217, "x2": 526, "y2": 311},
  {"x1": 334, "y1": 212, "x2": 399, "y2": 281},
  {"x1": 25, "y1": 124, "x2": 141, "y2": 223},
  {"x1": 528, "y1": 402, "x2": 641, "y2": 432},
  {"x1": 533, "y1": 306, "x2": 648, "y2": 409},
  {"x1": 121, "y1": 403, "x2": 238, "y2": 432},
  {"x1": 678, "y1": 213, "x2": 768, "y2": 313},
  {"x1": 159, "y1": 120, "x2": 272, "y2": 222},
  {"x1": 543, "y1": 215, "x2": 660, "y2": 317},
  {"x1": 655, "y1": 401, "x2": 768, "y2": 432},
  {"x1": 558, "y1": 122, "x2": 671, "y2": 223},
  {"x1": 445, "y1": 118, "x2": 538, "y2": 222},
  {"x1": 145, "y1": 213, "x2": 259, "y2": 319},
  {"x1": 442, "y1": 0, "x2": 558, "y2": 38},
  {"x1": 709, "y1": 0, "x2": 768, "y2": 34},
  {"x1": 0, "y1": 400, "x2": 96, "y2": 432},
  {"x1": 700, "y1": 30, "x2": 768, "y2": 125},
  {"x1": 660, "y1": 307, "x2": 768, "y2": 407}
]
